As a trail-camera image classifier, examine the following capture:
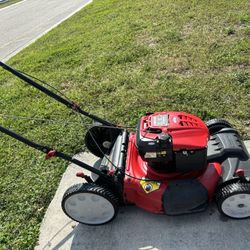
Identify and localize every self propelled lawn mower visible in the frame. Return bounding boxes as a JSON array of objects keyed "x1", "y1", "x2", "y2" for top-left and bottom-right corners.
[{"x1": 0, "y1": 61, "x2": 250, "y2": 225}]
